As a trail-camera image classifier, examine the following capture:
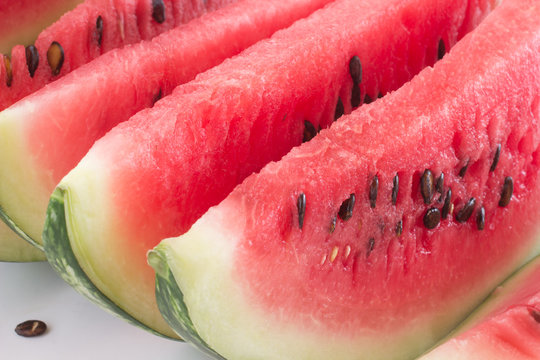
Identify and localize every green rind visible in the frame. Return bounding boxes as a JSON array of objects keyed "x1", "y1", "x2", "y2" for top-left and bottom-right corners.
[
  {"x1": 149, "y1": 248, "x2": 224, "y2": 360},
  {"x1": 43, "y1": 186, "x2": 177, "y2": 340},
  {"x1": 0, "y1": 205, "x2": 43, "y2": 250}
]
